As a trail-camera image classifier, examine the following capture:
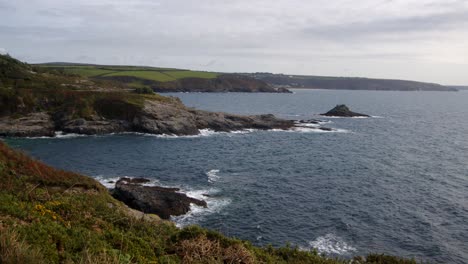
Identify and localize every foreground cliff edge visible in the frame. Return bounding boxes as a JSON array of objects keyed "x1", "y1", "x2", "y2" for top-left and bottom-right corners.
[{"x1": 0, "y1": 141, "x2": 419, "y2": 263}]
